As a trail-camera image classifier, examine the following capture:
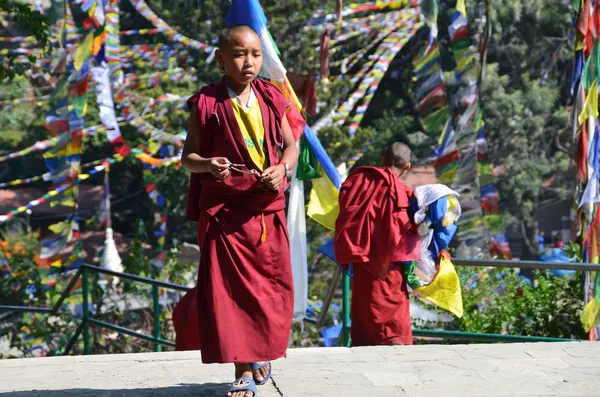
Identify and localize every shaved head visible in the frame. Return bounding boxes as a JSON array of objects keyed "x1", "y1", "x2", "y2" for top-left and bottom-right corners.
[
  {"x1": 215, "y1": 24, "x2": 263, "y2": 86},
  {"x1": 384, "y1": 142, "x2": 411, "y2": 169},
  {"x1": 218, "y1": 25, "x2": 261, "y2": 51}
]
